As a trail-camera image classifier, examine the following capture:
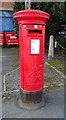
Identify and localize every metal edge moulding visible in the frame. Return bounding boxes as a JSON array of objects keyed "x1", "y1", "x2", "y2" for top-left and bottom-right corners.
[{"x1": 13, "y1": 9, "x2": 50, "y2": 25}]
